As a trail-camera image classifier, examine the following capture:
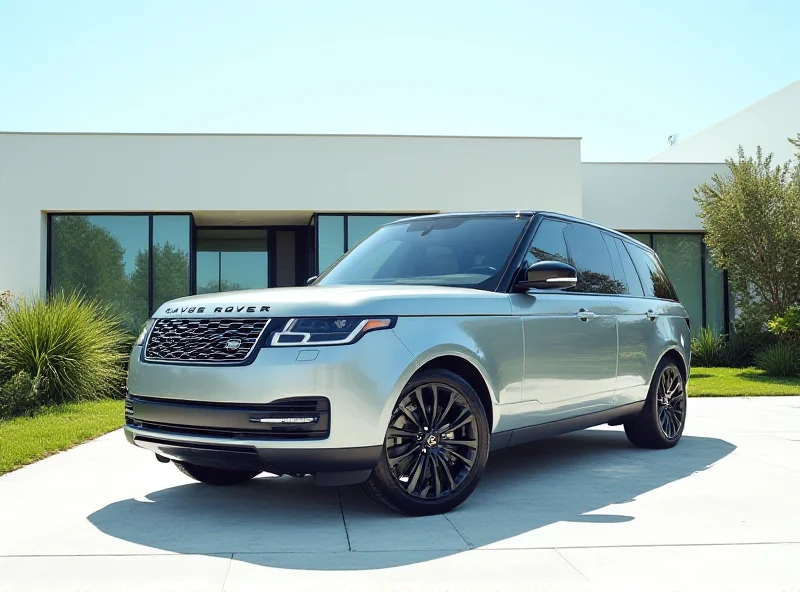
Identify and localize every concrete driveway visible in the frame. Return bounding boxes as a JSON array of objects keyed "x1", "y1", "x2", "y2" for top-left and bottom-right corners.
[{"x1": 1, "y1": 397, "x2": 799, "y2": 592}]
